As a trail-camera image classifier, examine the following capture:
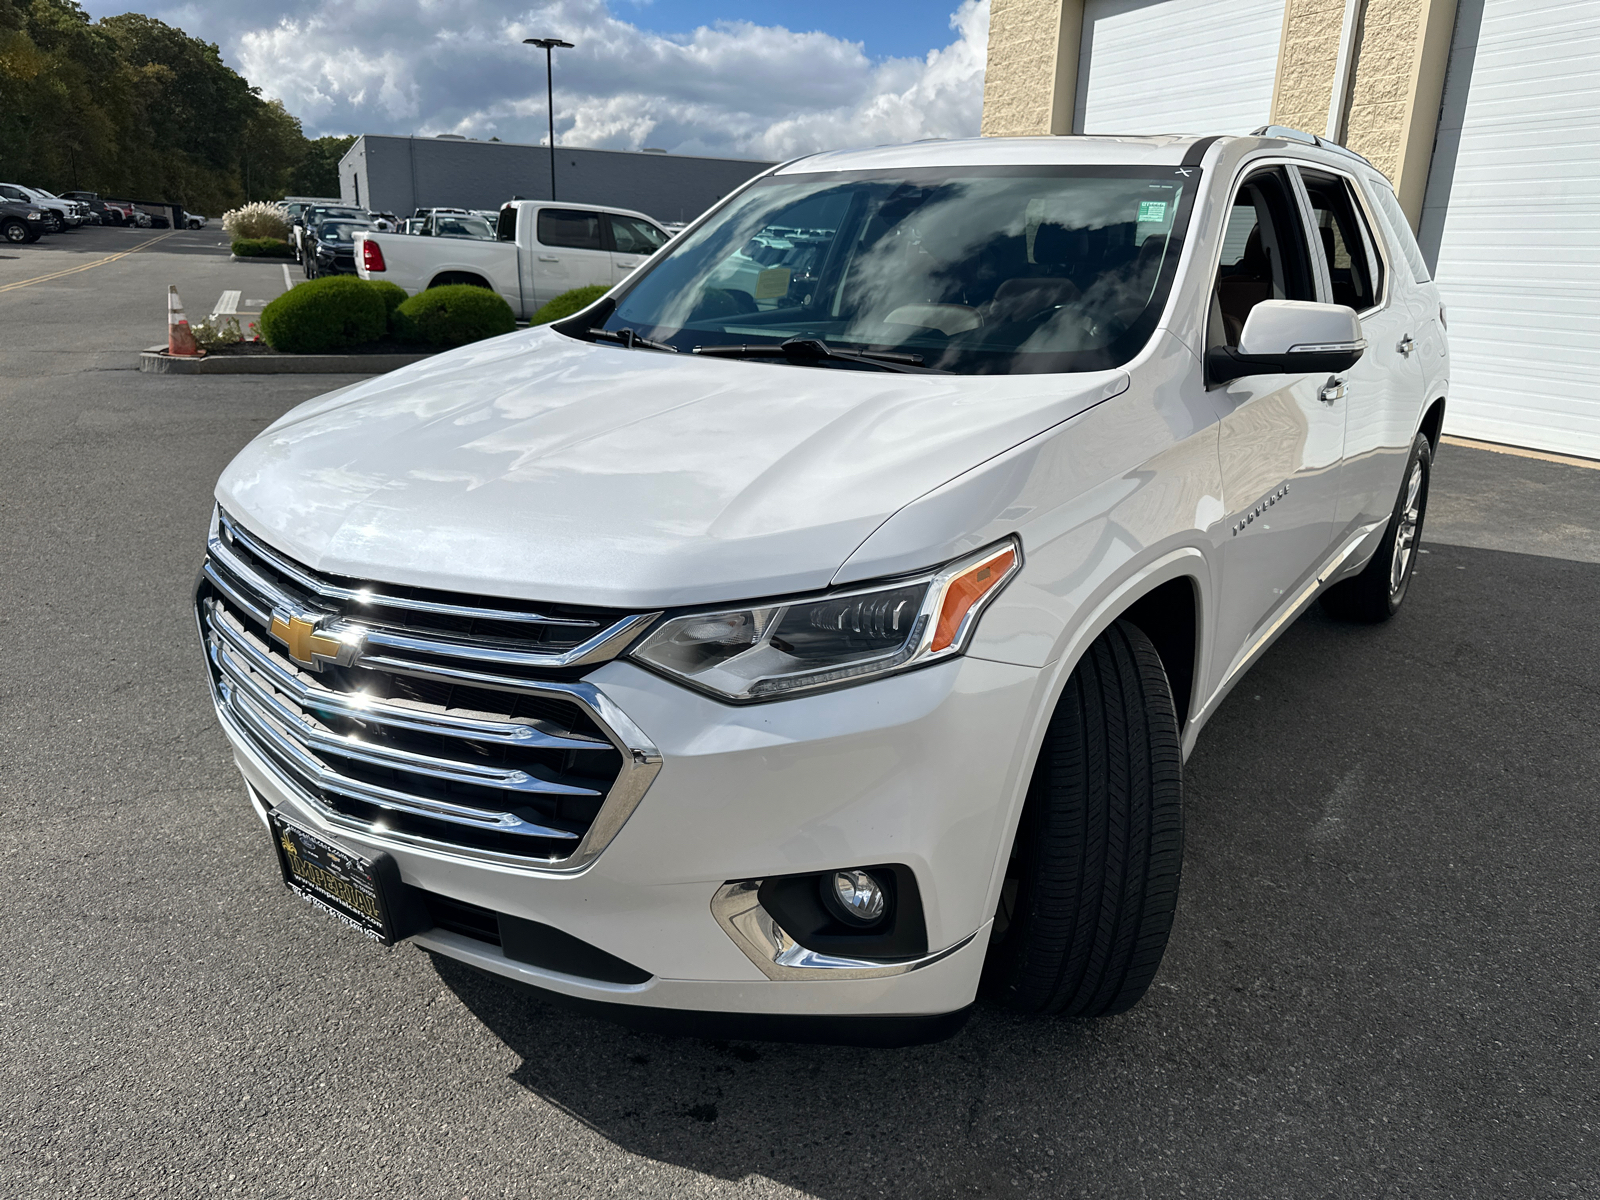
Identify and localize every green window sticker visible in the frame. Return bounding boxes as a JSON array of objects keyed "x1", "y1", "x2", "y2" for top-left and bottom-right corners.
[{"x1": 1137, "y1": 200, "x2": 1168, "y2": 223}]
